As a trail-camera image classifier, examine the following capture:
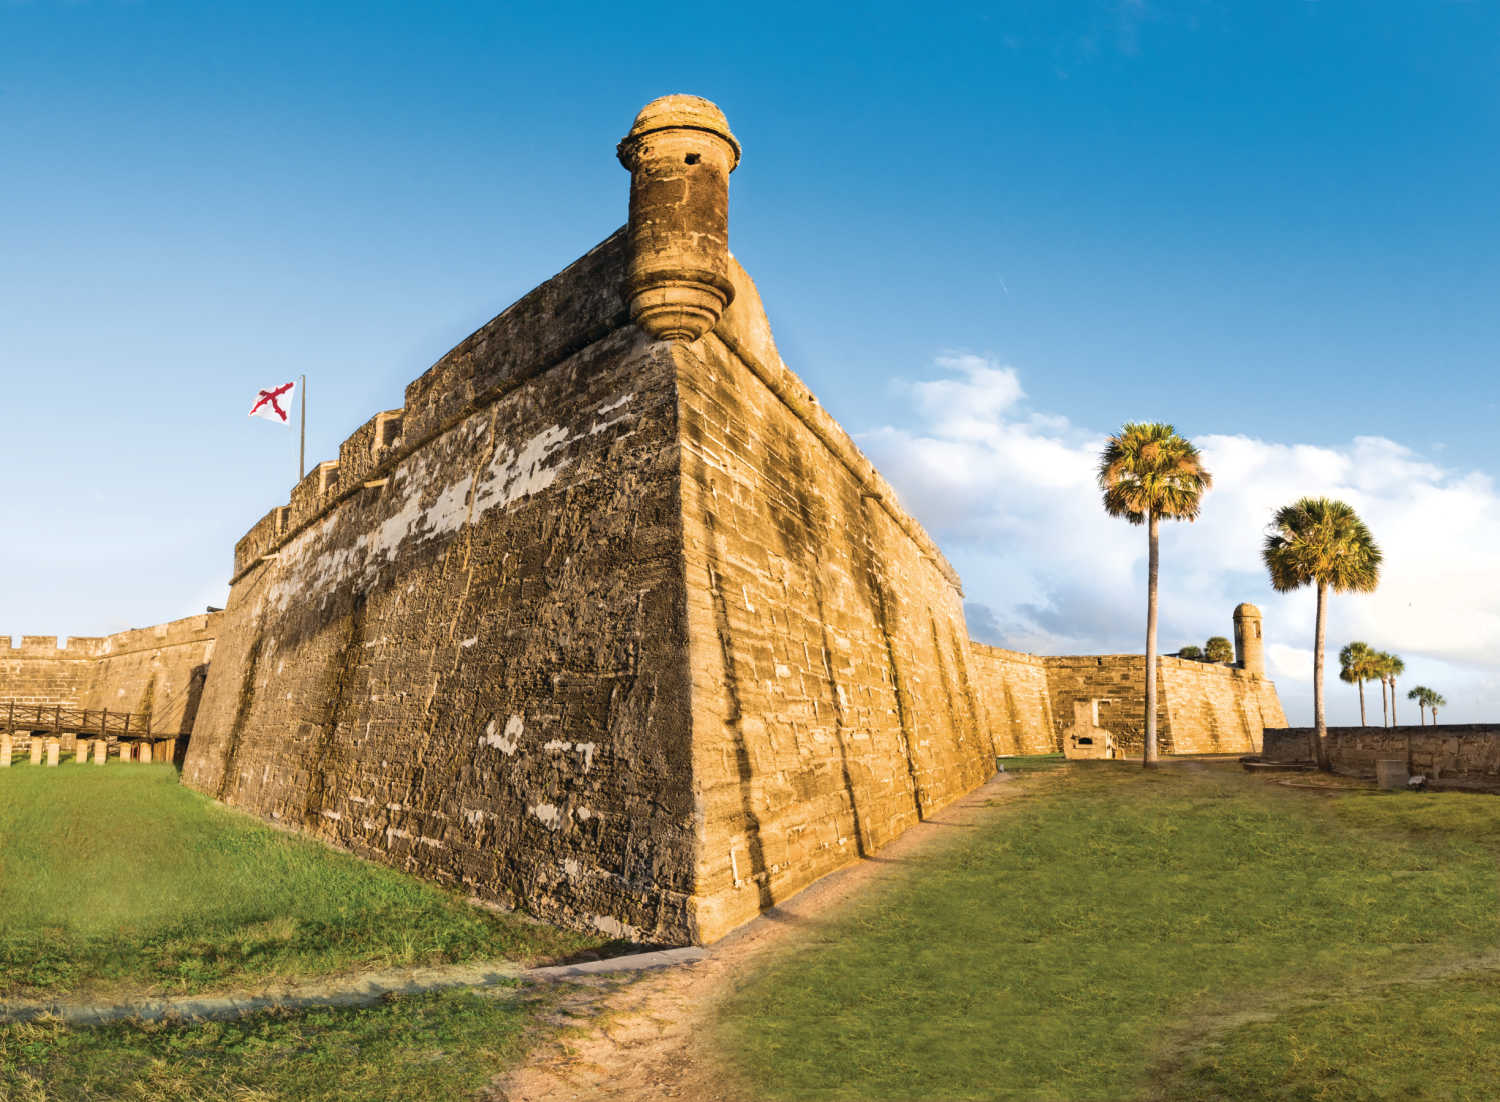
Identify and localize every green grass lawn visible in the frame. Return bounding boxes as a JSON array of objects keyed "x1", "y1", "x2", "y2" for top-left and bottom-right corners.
[
  {"x1": 0, "y1": 988, "x2": 547, "y2": 1101},
  {"x1": 0, "y1": 764, "x2": 601, "y2": 1000},
  {"x1": 716, "y1": 763, "x2": 1500, "y2": 1101}
]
